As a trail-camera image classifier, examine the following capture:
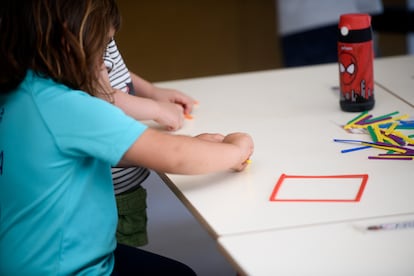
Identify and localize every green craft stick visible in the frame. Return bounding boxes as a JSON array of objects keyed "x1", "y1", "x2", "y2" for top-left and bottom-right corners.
[
  {"x1": 365, "y1": 111, "x2": 399, "y2": 123},
  {"x1": 396, "y1": 125, "x2": 414, "y2": 130},
  {"x1": 345, "y1": 111, "x2": 369, "y2": 126},
  {"x1": 367, "y1": 125, "x2": 378, "y2": 142}
]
